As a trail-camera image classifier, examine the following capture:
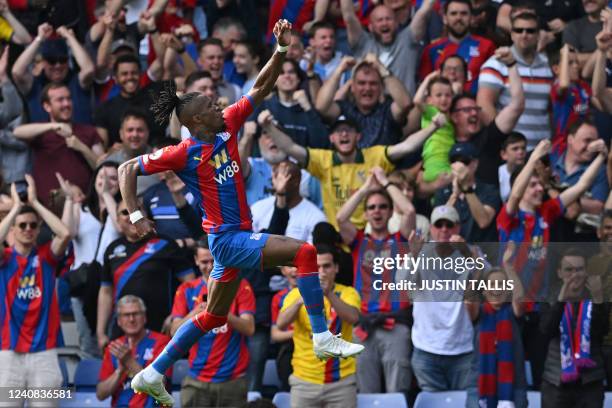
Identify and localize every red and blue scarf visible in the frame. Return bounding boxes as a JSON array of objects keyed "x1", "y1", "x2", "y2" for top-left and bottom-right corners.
[
  {"x1": 560, "y1": 301, "x2": 595, "y2": 383},
  {"x1": 479, "y1": 302, "x2": 515, "y2": 408}
]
